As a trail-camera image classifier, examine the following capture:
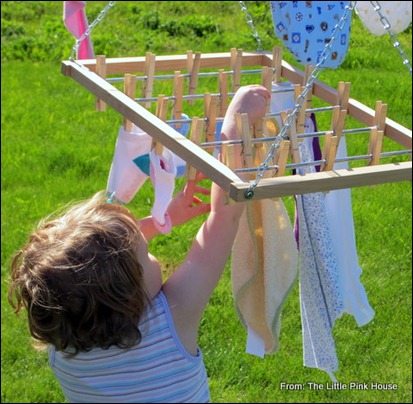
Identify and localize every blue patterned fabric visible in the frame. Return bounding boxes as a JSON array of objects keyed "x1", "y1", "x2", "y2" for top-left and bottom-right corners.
[{"x1": 270, "y1": 1, "x2": 352, "y2": 68}]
